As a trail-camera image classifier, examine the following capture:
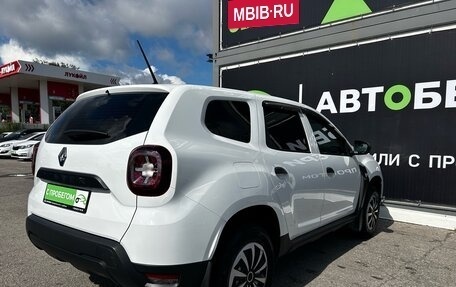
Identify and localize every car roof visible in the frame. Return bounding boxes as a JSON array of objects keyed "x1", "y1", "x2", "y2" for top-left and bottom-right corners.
[
  {"x1": 2, "y1": 132, "x2": 44, "y2": 144},
  {"x1": 77, "y1": 84, "x2": 182, "y2": 100},
  {"x1": 77, "y1": 84, "x2": 316, "y2": 111}
]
